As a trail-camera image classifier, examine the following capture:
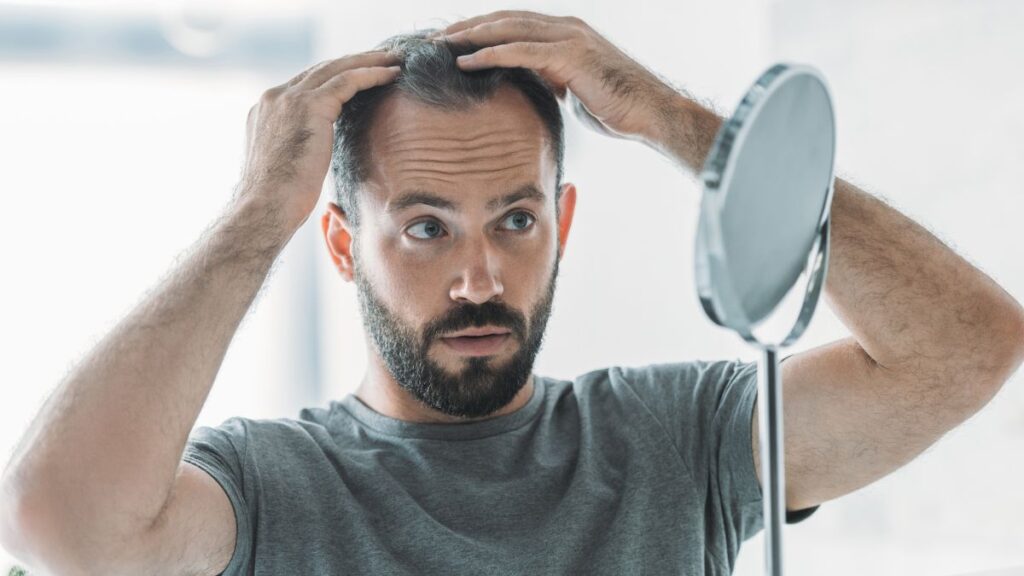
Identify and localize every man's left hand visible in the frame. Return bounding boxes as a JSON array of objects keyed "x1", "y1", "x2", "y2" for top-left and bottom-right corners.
[{"x1": 430, "y1": 11, "x2": 682, "y2": 145}]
